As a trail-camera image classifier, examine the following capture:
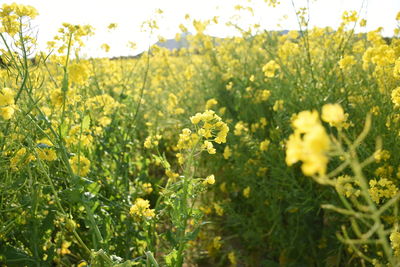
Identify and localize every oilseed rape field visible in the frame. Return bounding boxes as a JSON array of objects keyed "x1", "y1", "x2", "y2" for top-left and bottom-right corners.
[{"x1": 1, "y1": 1, "x2": 400, "y2": 266}]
